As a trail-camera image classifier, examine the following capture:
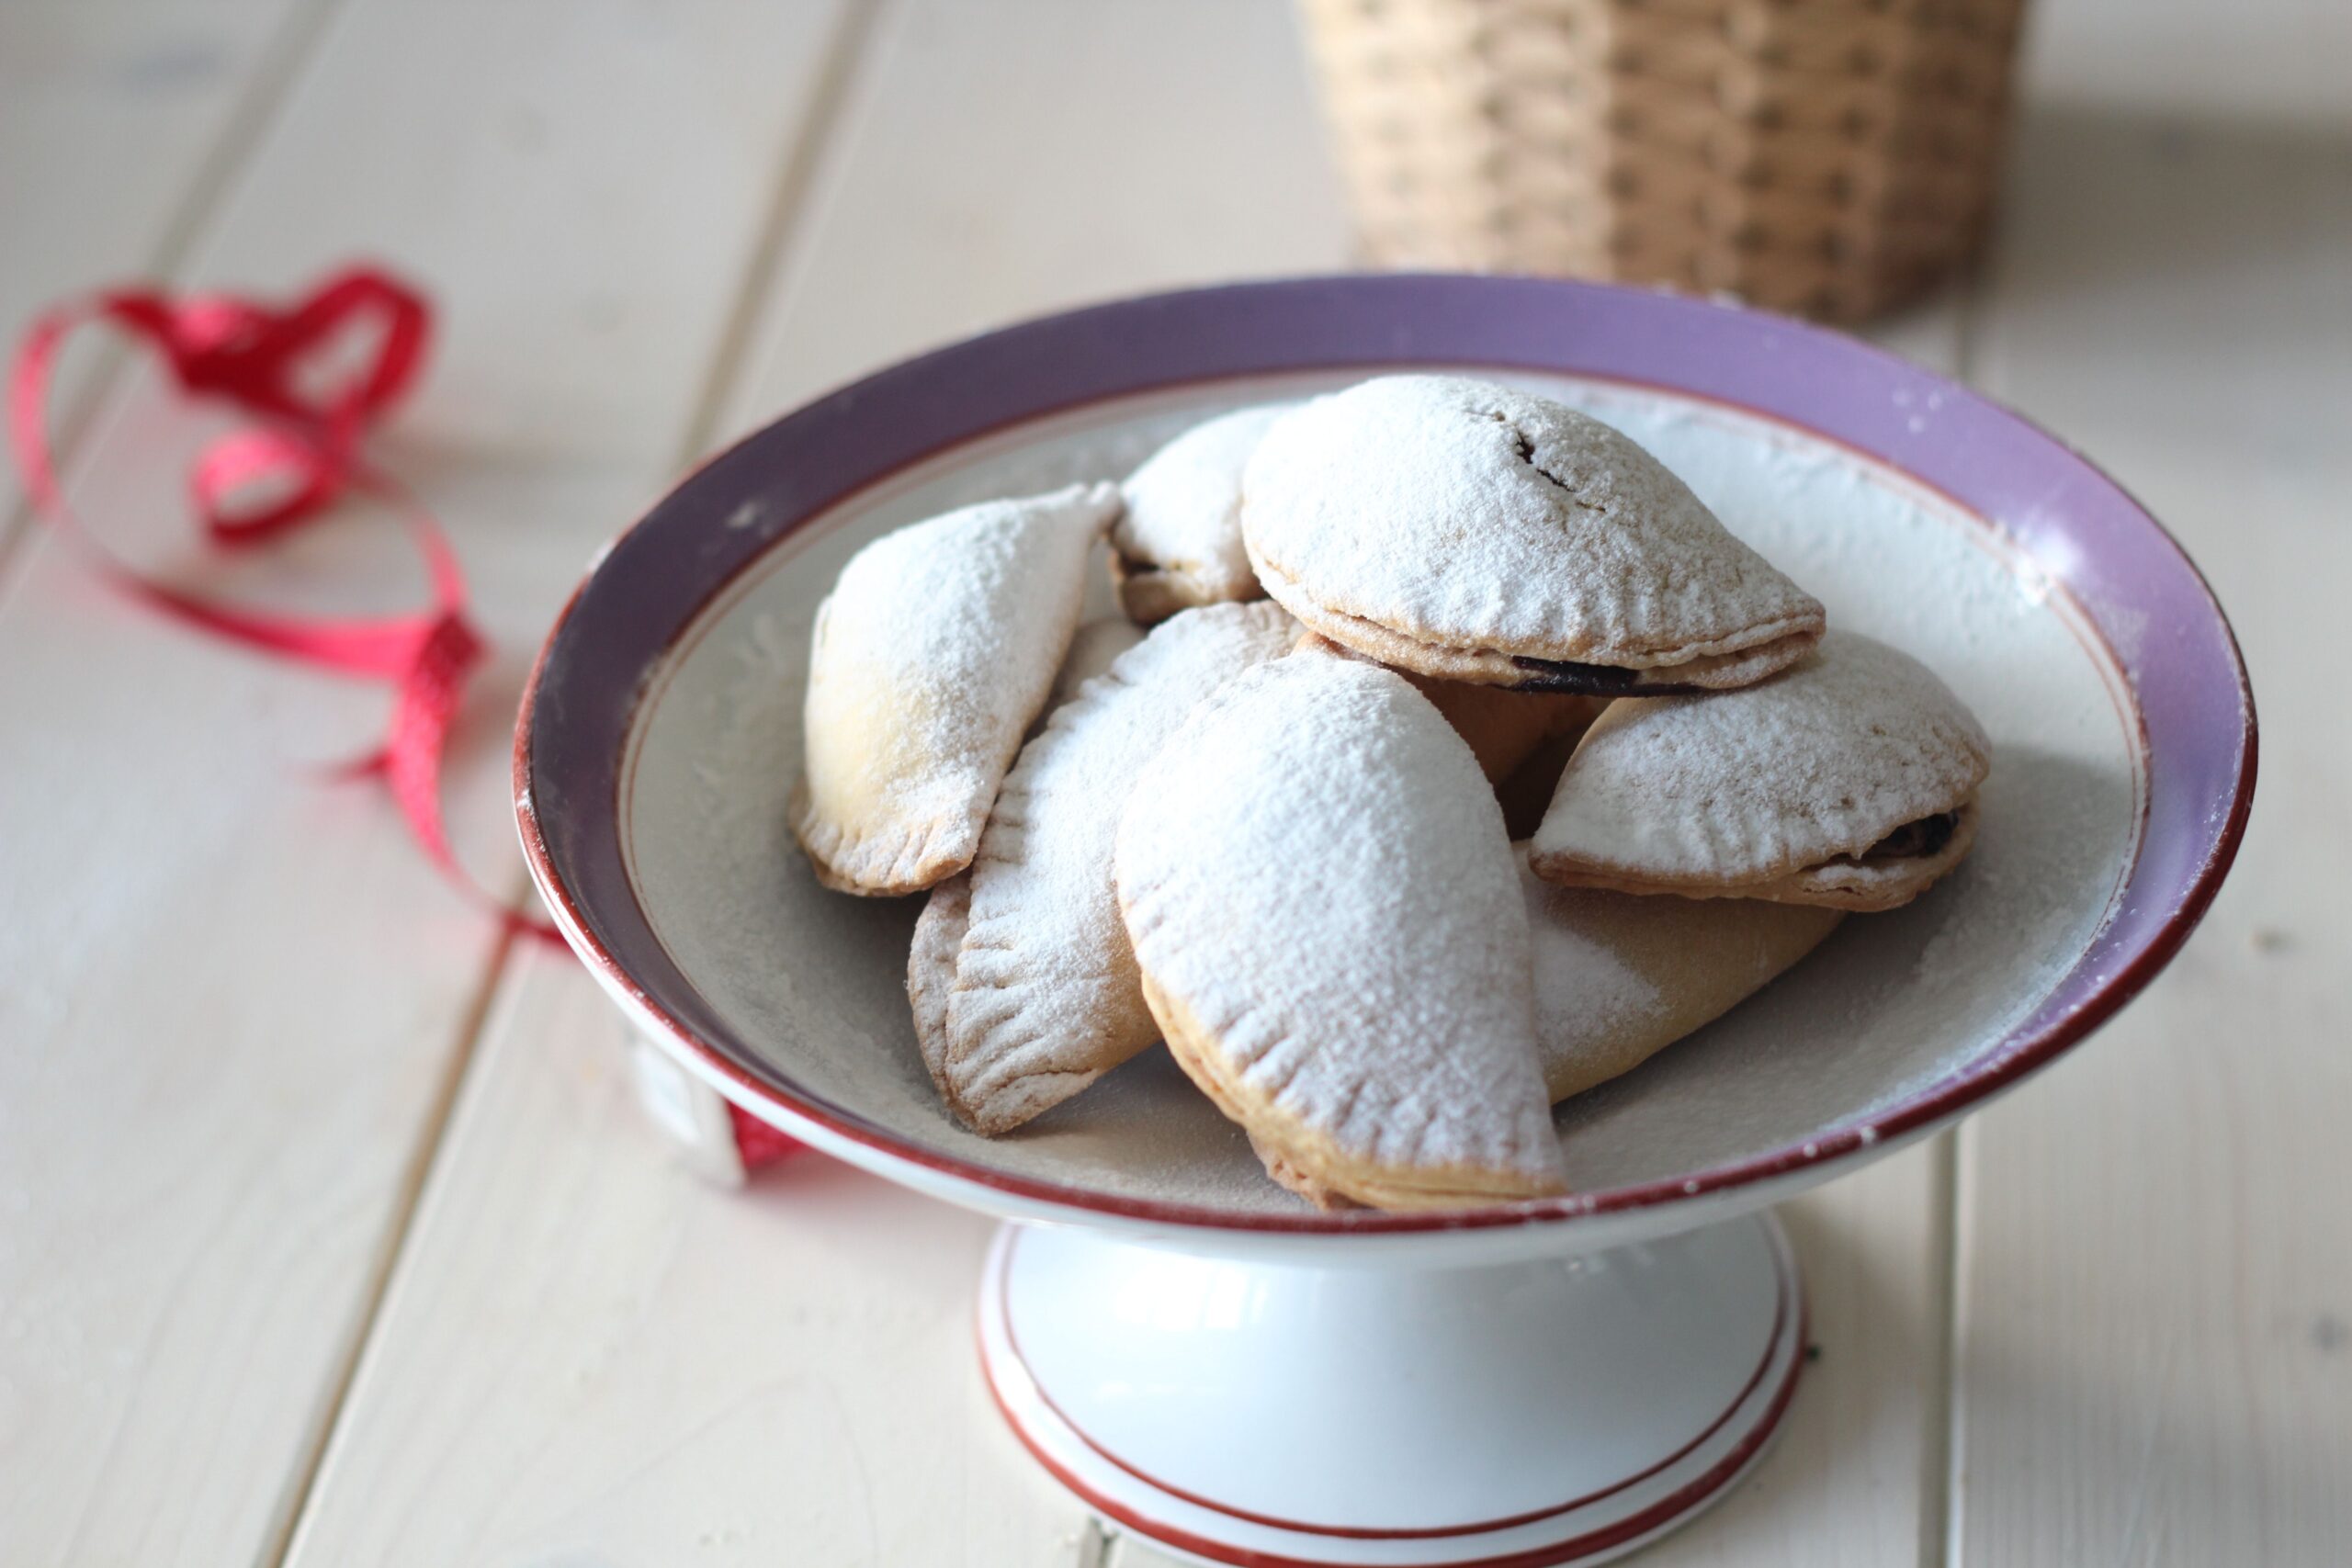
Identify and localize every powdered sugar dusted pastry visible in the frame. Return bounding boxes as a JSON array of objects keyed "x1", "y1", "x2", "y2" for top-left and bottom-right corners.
[
  {"x1": 1260, "y1": 849, "x2": 1844, "y2": 1212},
  {"x1": 1109, "y1": 403, "x2": 1291, "y2": 624},
  {"x1": 1115, "y1": 655, "x2": 1566, "y2": 1211},
  {"x1": 792, "y1": 482, "x2": 1119, "y2": 896},
  {"x1": 1520, "y1": 850, "x2": 1842, "y2": 1101},
  {"x1": 1531, "y1": 632, "x2": 1991, "y2": 912},
  {"x1": 1294, "y1": 631, "x2": 1602, "y2": 786},
  {"x1": 930, "y1": 602, "x2": 1296, "y2": 1134},
  {"x1": 1243, "y1": 375, "x2": 1824, "y2": 693},
  {"x1": 910, "y1": 616, "x2": 1145, "y2": 1103}
]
